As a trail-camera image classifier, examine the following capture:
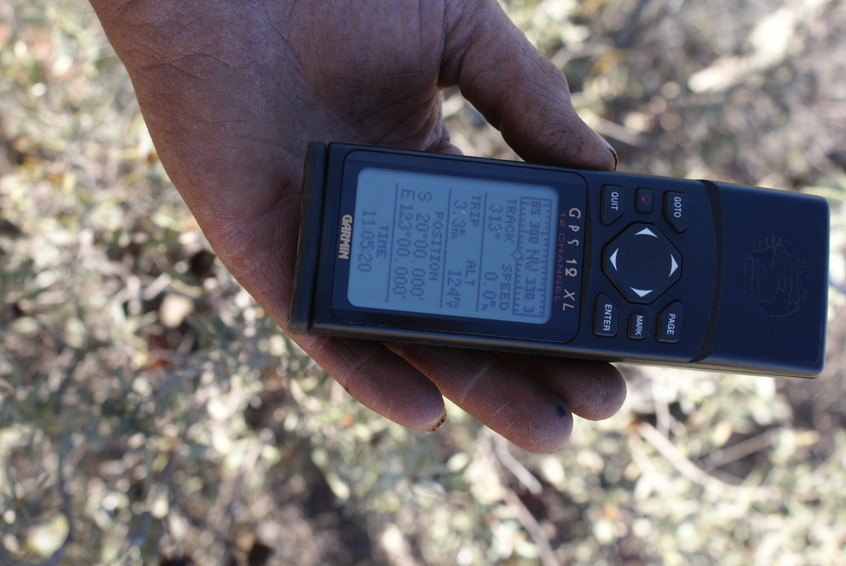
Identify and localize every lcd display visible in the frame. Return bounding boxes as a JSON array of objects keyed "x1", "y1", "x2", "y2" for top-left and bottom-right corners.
[{"x1": 347, "y1": 167, "x2": 559, "y2": 323}]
